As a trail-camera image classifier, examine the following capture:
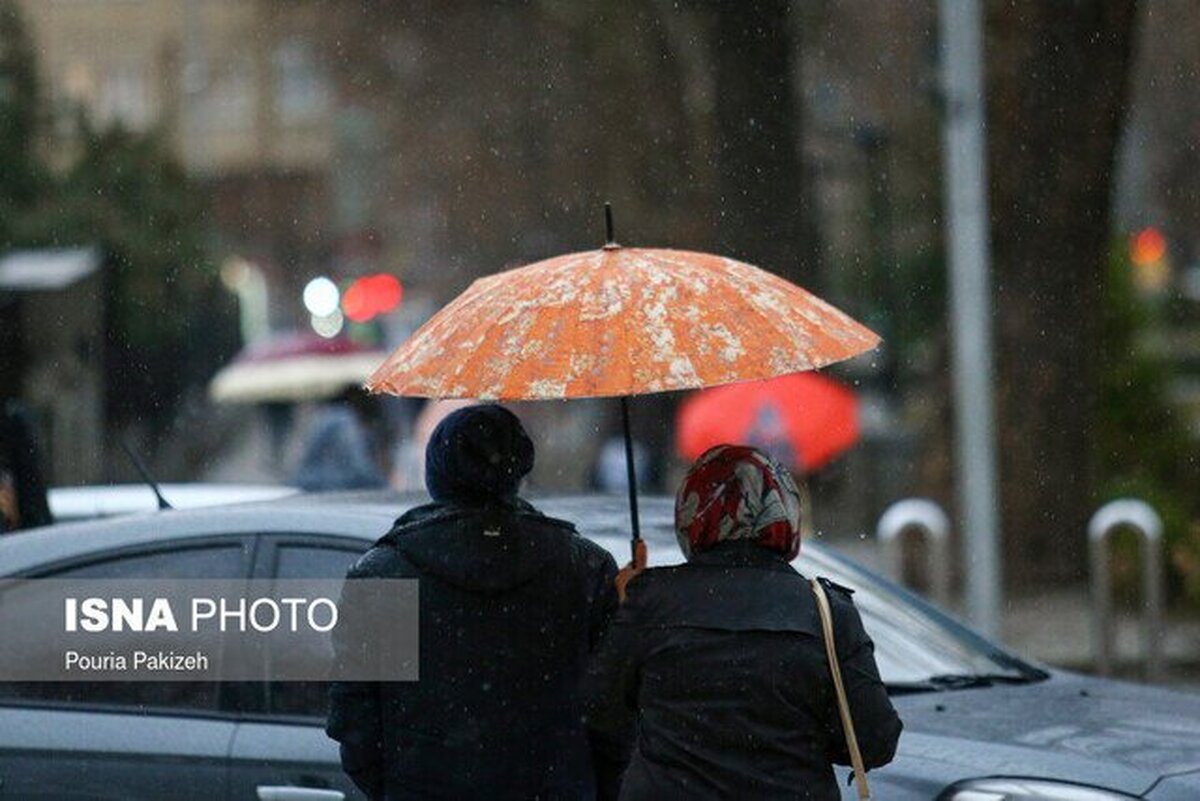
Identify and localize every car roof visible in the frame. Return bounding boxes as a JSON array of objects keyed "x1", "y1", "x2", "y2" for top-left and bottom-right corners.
[
  {"x1": 0, "y1": 491, "x2": 682, "y2": 576},
  {"x1": 46, "y1": 483, "x2": 300, "y2": 522}
]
